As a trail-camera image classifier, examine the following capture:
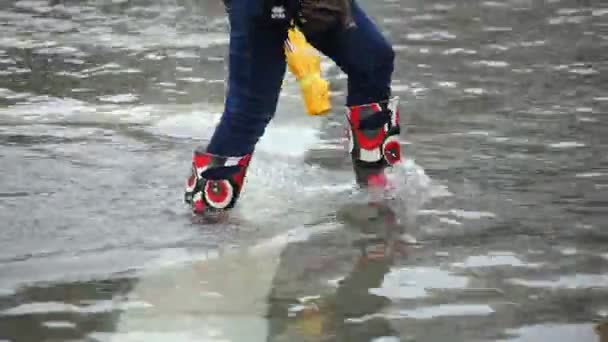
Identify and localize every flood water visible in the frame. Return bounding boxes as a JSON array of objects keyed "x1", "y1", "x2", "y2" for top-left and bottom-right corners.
[{"x1": 0, "y1": 0, "x2": 607, "y2": 341}]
